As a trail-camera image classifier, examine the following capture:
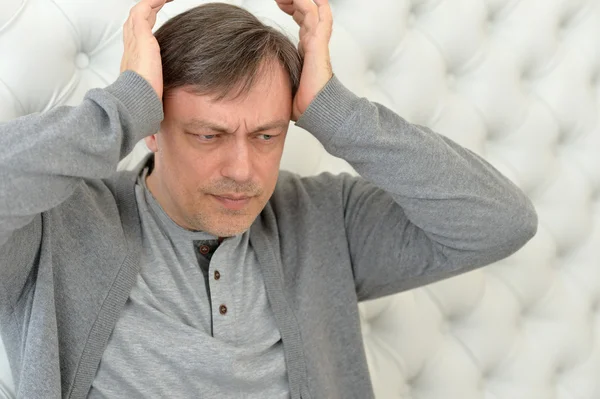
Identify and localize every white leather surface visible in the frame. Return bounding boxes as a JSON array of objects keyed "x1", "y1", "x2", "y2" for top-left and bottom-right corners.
[{"x1": 1, "y1": 1, "x2": 600, "y2": 398}]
